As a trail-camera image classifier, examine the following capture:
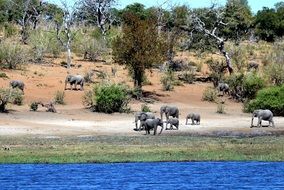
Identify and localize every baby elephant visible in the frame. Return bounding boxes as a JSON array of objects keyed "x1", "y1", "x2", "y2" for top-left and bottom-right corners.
[
  {"x1": 10, "y1": 80, "x2": 25, "y2": 92},
  {"x1": 142, "y1": 118, "x2": 164, "y2": 135},
  {"x1": 186, "y1": 113, "x2": 200, "y2": 125},
  {"x1": 217, "y1": 82, "x2": 229, "y2": 96},
  {"x1": 165, "y1": 118, "x2": 179, "y2": 130},
  {"x1": 65, "y1": 75, "x2": 84, "y2": 90},
  {"x1": 134, "y1": 112, "x2": 155, "y2": 131},
  {"x1": 251, "y1": 109, "x2": 275, "y2": 128}
]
